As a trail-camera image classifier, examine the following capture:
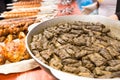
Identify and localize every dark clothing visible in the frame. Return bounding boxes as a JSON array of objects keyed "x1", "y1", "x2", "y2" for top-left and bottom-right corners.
[
  {"x1": 116, "y1": 0, "x2": 120, "y2": 20},
  {"x1": 0, "y1": 0, "x2": 12, "y2": 13},
  {"x1": 0, "y1": 0, "x2": 6, "y2": 13},
  {"x1": 97, "y1": 0, "x2": 120, "y2": 20}
]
